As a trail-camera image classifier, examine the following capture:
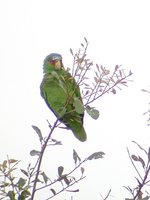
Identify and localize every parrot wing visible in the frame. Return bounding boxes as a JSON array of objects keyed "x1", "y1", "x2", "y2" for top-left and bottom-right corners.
[{"x1": 40, "y1": 69, "x2": 87, "y2": 142}]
